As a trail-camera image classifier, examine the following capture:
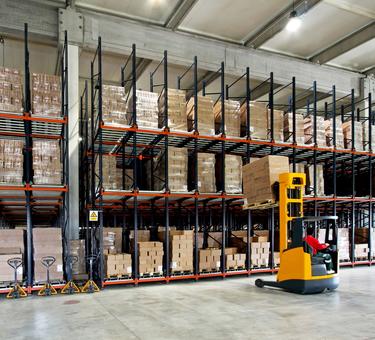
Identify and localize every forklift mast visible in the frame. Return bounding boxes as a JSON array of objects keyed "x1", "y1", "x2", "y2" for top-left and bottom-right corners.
[{"x1": 279, "y1": 173, "x2": 306, "y2": 254}]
